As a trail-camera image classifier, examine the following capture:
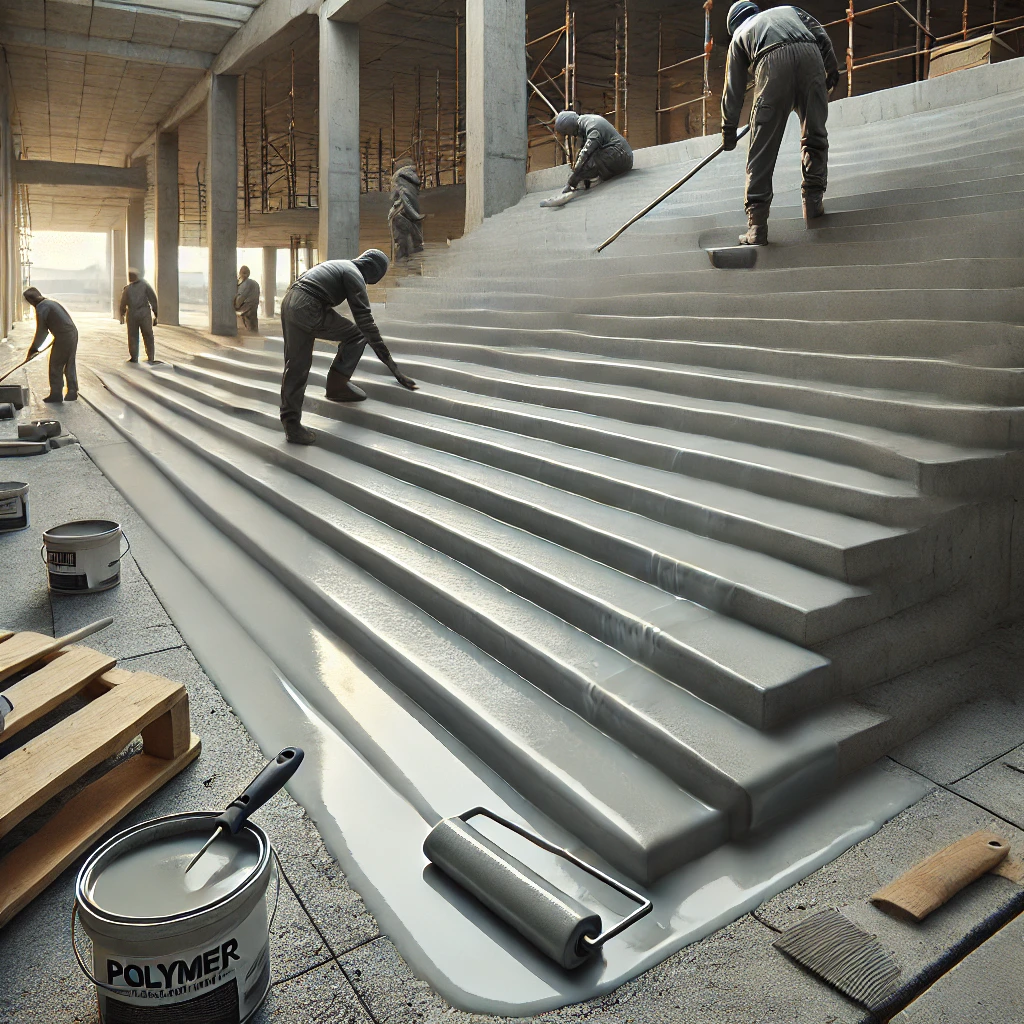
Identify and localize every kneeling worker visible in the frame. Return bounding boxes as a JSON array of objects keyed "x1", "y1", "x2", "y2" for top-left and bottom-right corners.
[
  {"x1": 721, "y1": 2, "x2": 839, "y2": 245},
  {"x1": 23, "y1": 287, "x2": 78, "y2": 403},
  {"x1": 279, "y1": 249, "x2": 417, "y2": 445},
  {"x1": 553, "y1": 110, "x2": 633, "y2": 196}
]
